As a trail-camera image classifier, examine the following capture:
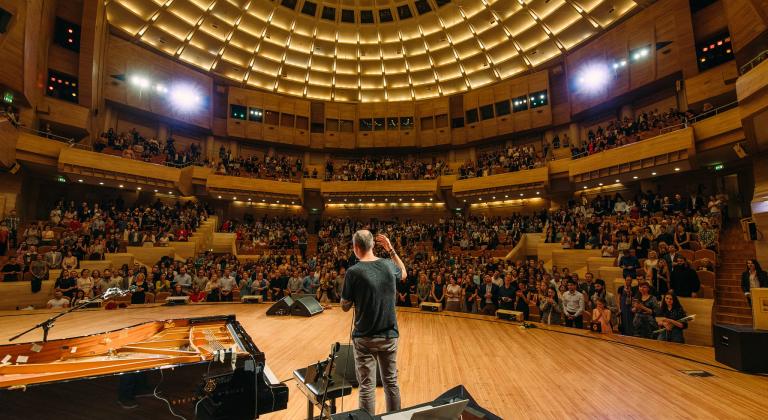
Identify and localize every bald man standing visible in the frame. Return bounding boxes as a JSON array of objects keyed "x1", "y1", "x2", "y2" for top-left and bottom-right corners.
[{"x1": 341, "y1": 230, "x2": 407, "y2": 415}]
